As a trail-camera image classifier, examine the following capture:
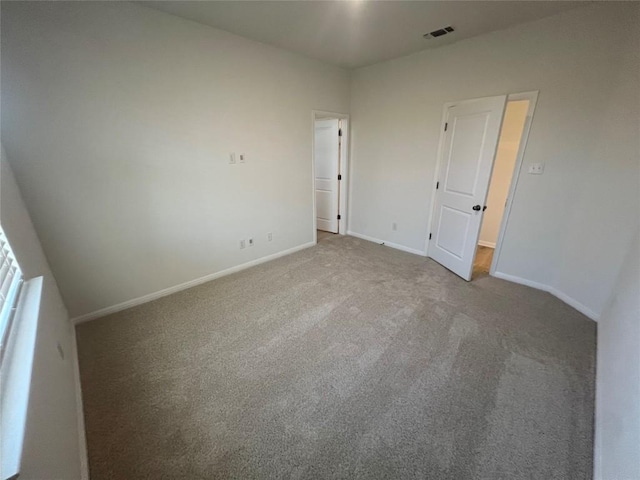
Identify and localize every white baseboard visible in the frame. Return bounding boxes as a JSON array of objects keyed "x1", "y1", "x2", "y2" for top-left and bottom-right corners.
[
  {"x1": 70, "y1": 326, "x2": 89, "y2": 480},
  {"x1": 72, "y1": 242, "x2": 315, "y2": 324},
  {"x1": 493, "y1": 271, "x2": 600, "y2": 321},
  {"x1": 347, "y1": 230, "x2": 426, "y2": 256},
  {"x1": 478, "y1": 240, "x2": 496, "y2": 248},
  {"x1": 492, "y1": 271, "x2": 549, "y2": 291},
  {"x1": 549, "y1": 286, "x2": 600, "y2": 322}
]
